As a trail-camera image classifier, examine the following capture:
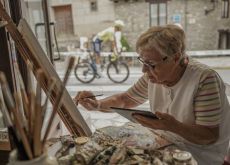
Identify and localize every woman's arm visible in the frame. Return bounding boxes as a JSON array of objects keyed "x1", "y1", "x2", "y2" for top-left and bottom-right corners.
[
  {"x1": 75, "y1": 74, "x2": 149, "y2": 112},
  {"x1": 75, "y1": 91, "x2": 141, "y2": 112},
  {"x1": 98, "y1": 92, "x2": 141, "y2": 112}
]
